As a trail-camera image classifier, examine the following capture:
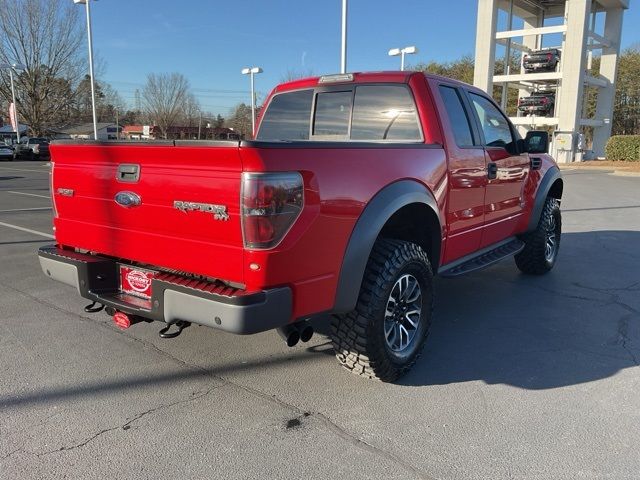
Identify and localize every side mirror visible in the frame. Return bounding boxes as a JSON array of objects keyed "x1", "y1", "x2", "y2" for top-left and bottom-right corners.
[{"x1": 524, "y1": 130, "x2": 549, "y2": 154}]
